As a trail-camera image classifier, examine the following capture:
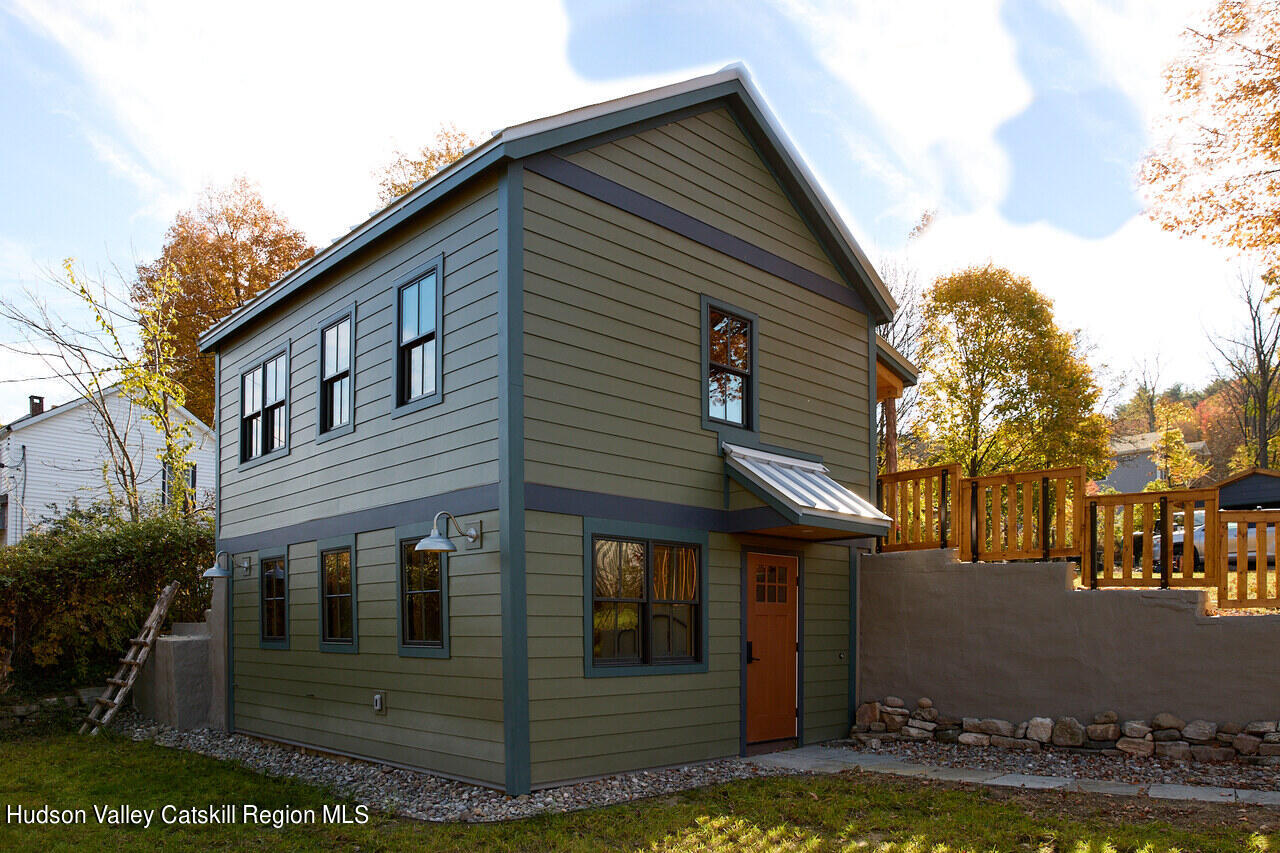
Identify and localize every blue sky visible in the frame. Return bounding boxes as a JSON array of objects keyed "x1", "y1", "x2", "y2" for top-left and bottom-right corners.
[{"x1": 0, "y1": 0, "x2": 1241, "y2": 419}]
